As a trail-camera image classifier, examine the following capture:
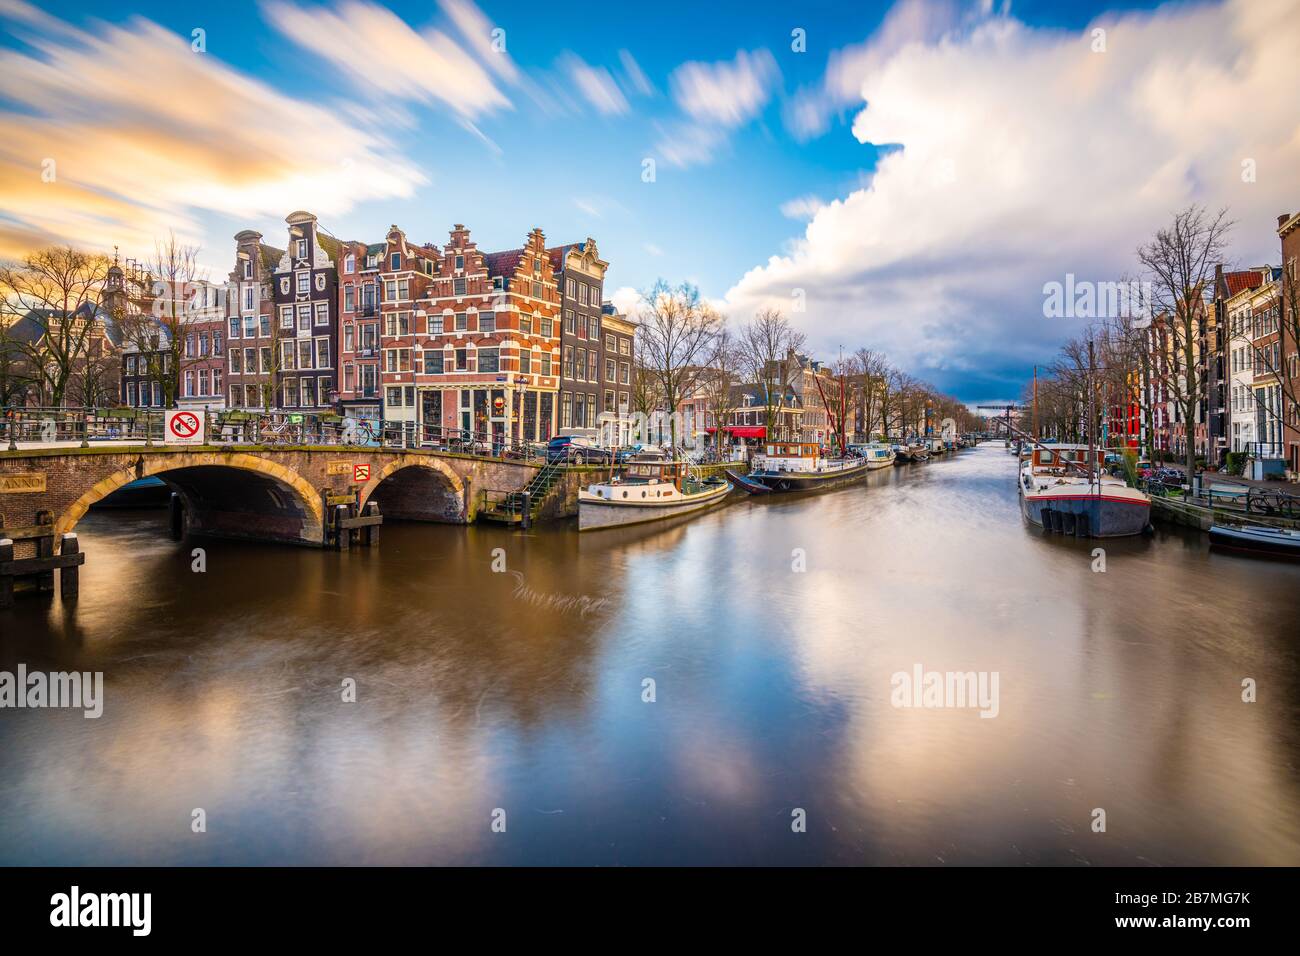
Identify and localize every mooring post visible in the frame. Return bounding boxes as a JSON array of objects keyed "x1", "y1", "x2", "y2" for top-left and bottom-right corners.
[
  {"x1": 336, "y1": 504, "x2": 350, "y2": 551},
  {"x1": 0, "y1": 538, "x2": 13, "y2": 609},
  {"x1": 168, "y1": 492, "x2": 184, "y2": 540},
  {"x1": 35, "y1": 511, "x2": 54, "y2": 593},
  {"x1": 521, "y1": 491, "x2": 531, "y2": 529},
  {"x1": 59, "y1": 533, "x2": 80, "y2": 600},
  {"x1": 364, "y1": 501, "x2": 380, "y2": 547}
]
